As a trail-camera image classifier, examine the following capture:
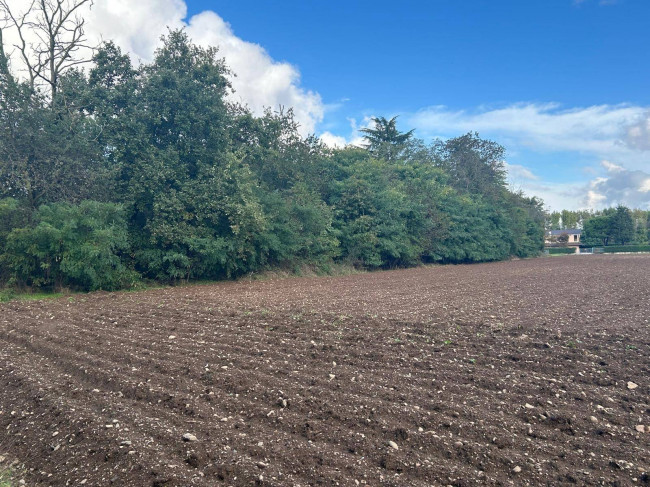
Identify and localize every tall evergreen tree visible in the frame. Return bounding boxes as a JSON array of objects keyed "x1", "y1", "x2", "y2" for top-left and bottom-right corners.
[{"x1": 360, "y1": 116, "x2": 414, "y2": 161}]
